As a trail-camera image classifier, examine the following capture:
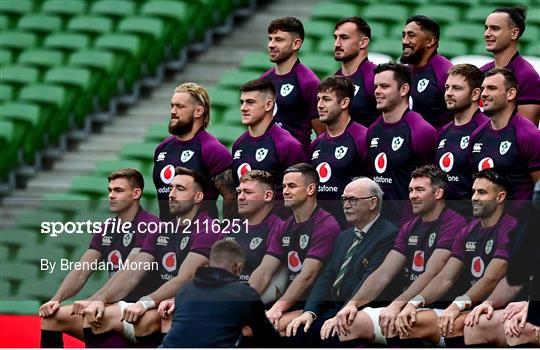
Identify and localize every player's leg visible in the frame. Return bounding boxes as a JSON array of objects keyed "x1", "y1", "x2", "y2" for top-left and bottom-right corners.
[
  {"x1": 339, "y1": 308, "x2": 378, "y2": 343},
  {"x1": 443, "y1": 311, "x2": 470, "y2": 347},
  {"x1": 397, "y1": 309, "x2": 440, "y2": 346},
  {"x1": 82, "y1": 303, "x2": 134, "y2": 347},
  {"x1": 41, "y1": 305, "x2": 84, "y2": 347},
  {"x1": 133, "y1": 309, "x2": 164, "y2": 346},
  {"x1": 505, "y1": 321, "x2": 540, "y2": 347},
  {"x1": 464, "y1": 309, "x2": 507, "y2": 346},
  {"x1": 161, "y1": 315, "x2": 173, "y2": 333}
]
